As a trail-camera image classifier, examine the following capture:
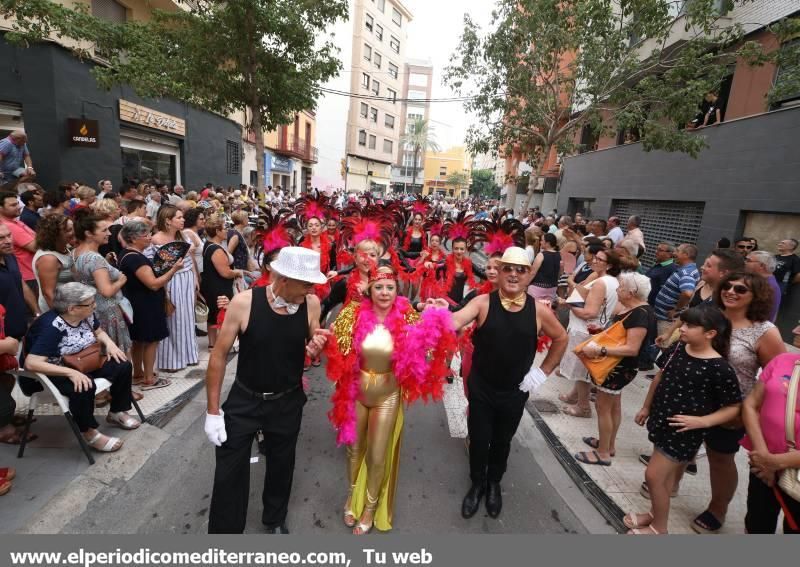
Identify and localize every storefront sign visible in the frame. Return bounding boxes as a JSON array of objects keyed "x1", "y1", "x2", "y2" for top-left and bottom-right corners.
[
  {"x1": 271, "y1": 155, "x2": 292, "y2": 172},
  {"x1": 67, "y1": 118, "x2": 99, "y2": 147},
  {"x1": 119, "y1": 99, "x2": 186, "y2": 136}
]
